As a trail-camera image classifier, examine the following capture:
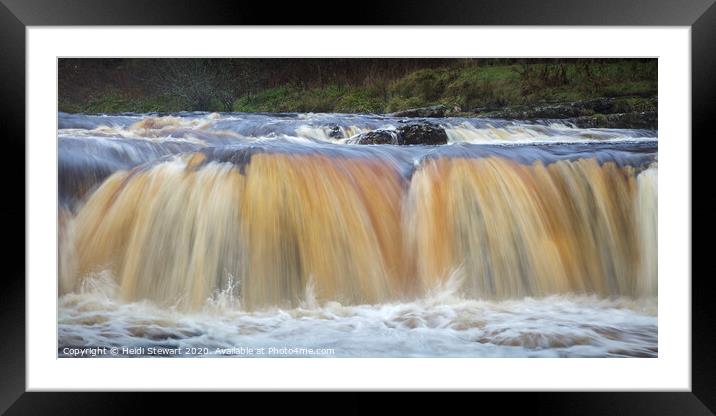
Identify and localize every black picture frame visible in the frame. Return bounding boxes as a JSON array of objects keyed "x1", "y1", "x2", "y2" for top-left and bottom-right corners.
[{"x1": 2, "y1": 0, "x2": 714, "y2": 413}]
